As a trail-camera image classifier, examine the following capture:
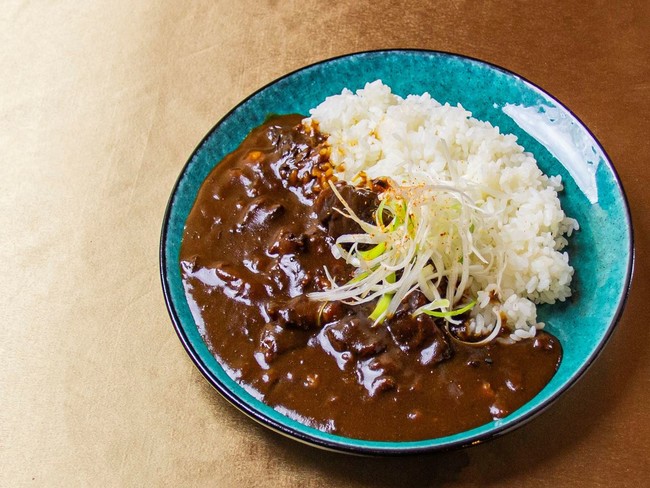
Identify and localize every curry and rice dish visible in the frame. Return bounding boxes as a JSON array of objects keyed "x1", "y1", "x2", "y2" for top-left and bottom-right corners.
[{"x1": 180, "y1": 82, "x2": 577, "y2": 441}]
